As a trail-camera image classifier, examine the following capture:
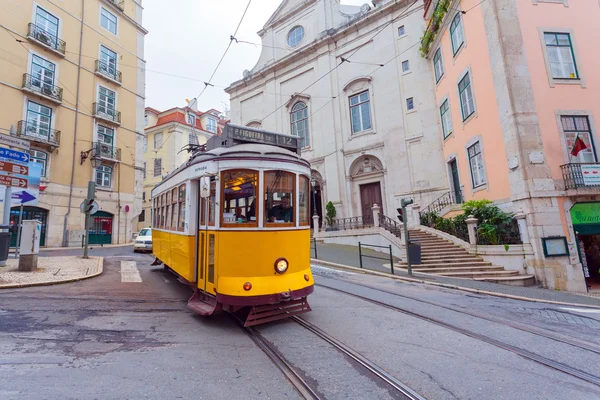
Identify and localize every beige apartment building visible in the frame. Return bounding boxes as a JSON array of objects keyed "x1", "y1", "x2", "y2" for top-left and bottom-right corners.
[
  {"x1": 137, "y1": 103, "x2": 226, "y2": 232},
  {"x1": 0, "y1": 0, "x2": 146, "y2": 246}
]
